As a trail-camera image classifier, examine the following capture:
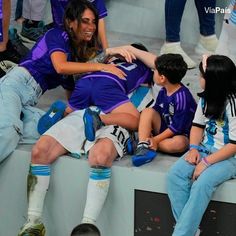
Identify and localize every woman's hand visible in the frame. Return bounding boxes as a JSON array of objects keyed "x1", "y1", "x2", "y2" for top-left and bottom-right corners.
[
  {"x1": 192, "y1": 161, "x2": 207, "y2": 181},
  {"x1": 185, "y1": 149, "x2": 200, "y2": 165},
  {"x1": 102, "y1": 64, "x2": 127, "y2": 79},
  {"x1": 106, "y1": 46, "x2": 136, "y2": 63}
]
